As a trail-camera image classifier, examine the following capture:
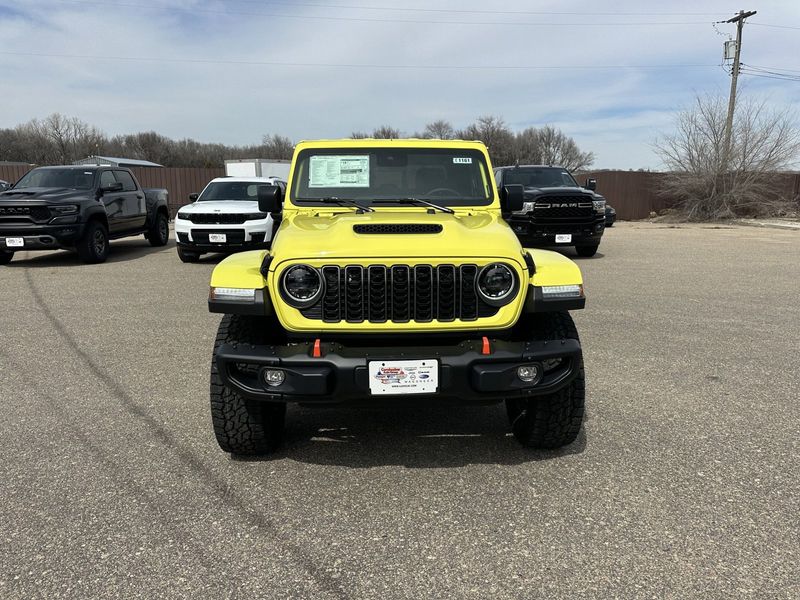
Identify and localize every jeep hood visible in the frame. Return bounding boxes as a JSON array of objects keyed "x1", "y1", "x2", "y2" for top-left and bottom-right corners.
[
  {"x1": 179, "y1": 200, "x2": 259, "y2": 214},
  {"x1": 270, "y1": 210, "x2": 524, "y2": 264}
]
